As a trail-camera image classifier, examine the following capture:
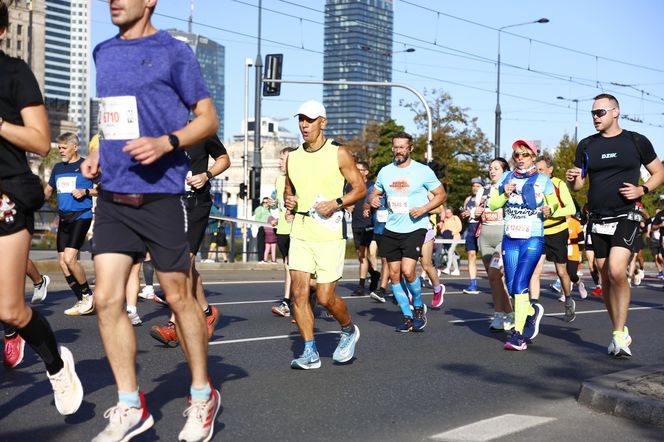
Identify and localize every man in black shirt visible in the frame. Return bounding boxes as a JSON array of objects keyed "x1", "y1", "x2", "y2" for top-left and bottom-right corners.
[
  {"x1": 349, "y1": 161, "x2": 379, "y2": 296},
  {"x1": 566, "y1": 93, "x2": 664, "y2": 359},
  {"x1": 150, "y1": 134, "x2": 230, "y2": 347}
]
